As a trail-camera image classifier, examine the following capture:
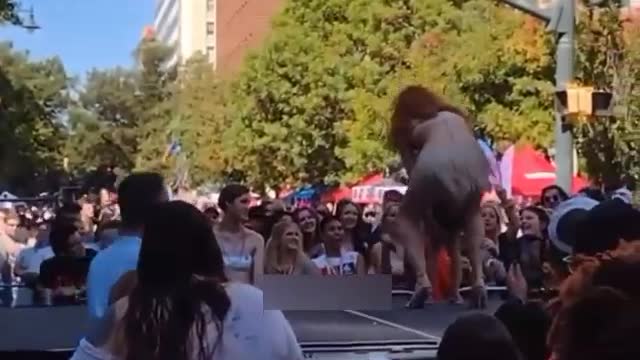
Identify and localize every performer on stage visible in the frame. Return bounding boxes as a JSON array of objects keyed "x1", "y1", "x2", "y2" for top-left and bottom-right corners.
[{"x1": 388, "y1": 85, "x2": 491, "y2": 308}]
